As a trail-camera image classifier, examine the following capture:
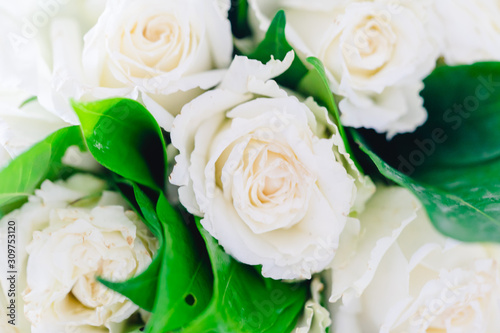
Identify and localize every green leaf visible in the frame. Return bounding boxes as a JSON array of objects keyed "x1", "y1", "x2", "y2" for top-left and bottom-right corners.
[
  {"x1": 248, "y1": 10, "x2": 308, "y2": 89},
  {"x1": 72, "y1": 98, "x2": 167, "y2": 190},
  {"x1": 0, "y1": 126, "x2": 84, "y2": 217},
  {"x1": 351, "y1": 62, "x2": 500, "y2": 242},
  {"x1": 229, "y1": 0, "x2": 252, "y2": 39},
  {"x1": 180, "y1": 218, "x2": 307, "y2": 333},
  {"x1": 145, "y1": 194, "x2": 213, "y2": 332}
]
